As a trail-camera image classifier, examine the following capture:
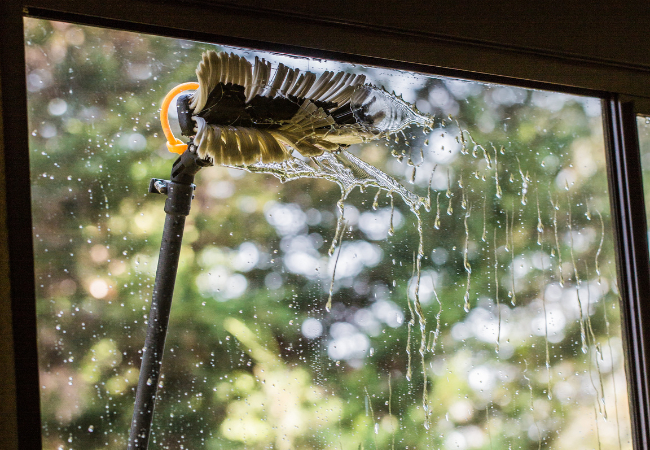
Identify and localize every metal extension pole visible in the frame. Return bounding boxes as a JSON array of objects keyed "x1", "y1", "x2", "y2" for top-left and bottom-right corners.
[{"x1": 127, "y1": 146, "x2": 211, "y2": 450}]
